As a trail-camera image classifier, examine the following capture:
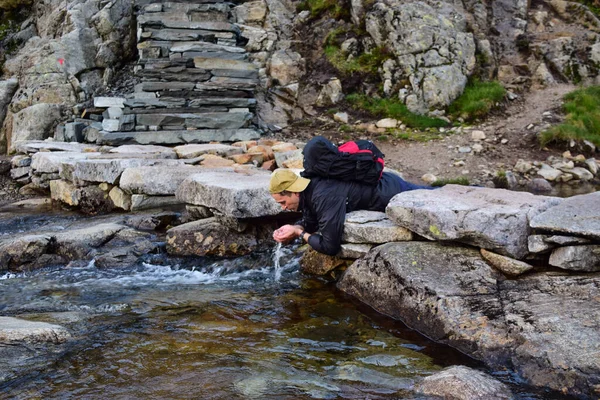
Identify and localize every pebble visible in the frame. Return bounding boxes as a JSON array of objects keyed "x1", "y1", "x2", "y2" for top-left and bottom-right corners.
[
  {"x1": 526, "y1": 124, "x2": 535, "y2": 130},
  {"x1": 501, "y1": 139, "x2": 509, "y2": 144},
  {"x1": 471, "y1": 130, "x2": 486, "y2": 141},
  {"x1": 472, "y1": 144, "x2": 484, "y2": 154},
  {"x1": 454, "y1": 160, "x2": 466, "y2": 167},
  {"x1": 458, "y1": 146, "x2": 472, "y2": 153}
]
